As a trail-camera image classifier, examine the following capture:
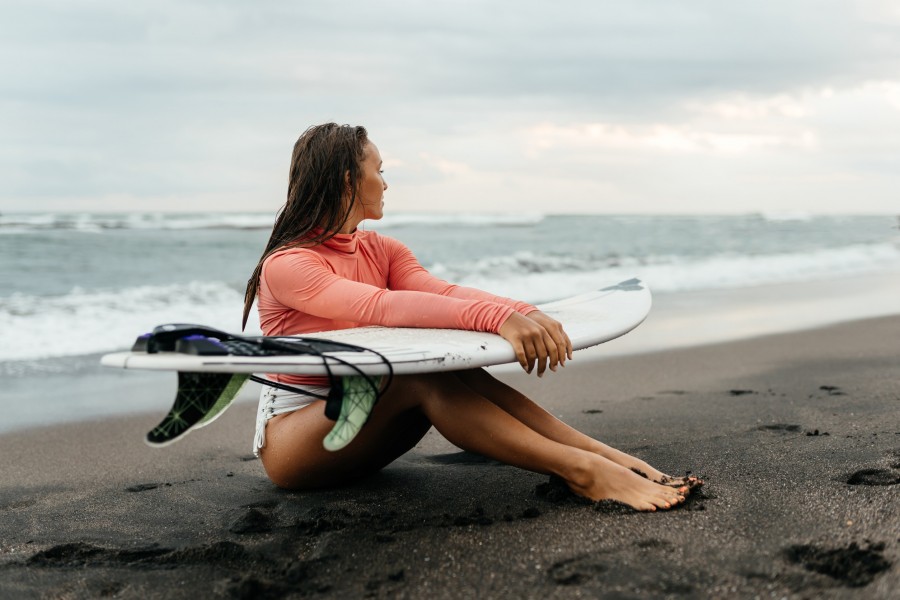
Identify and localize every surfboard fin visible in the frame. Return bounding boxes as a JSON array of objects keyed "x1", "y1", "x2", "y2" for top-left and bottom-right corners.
[
  {"x1": 322, "y1": 376, "x2": 381, "y2": 452},
  {"x1": 145, "y1": 371, "x2": 249, "y2": 447}
]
